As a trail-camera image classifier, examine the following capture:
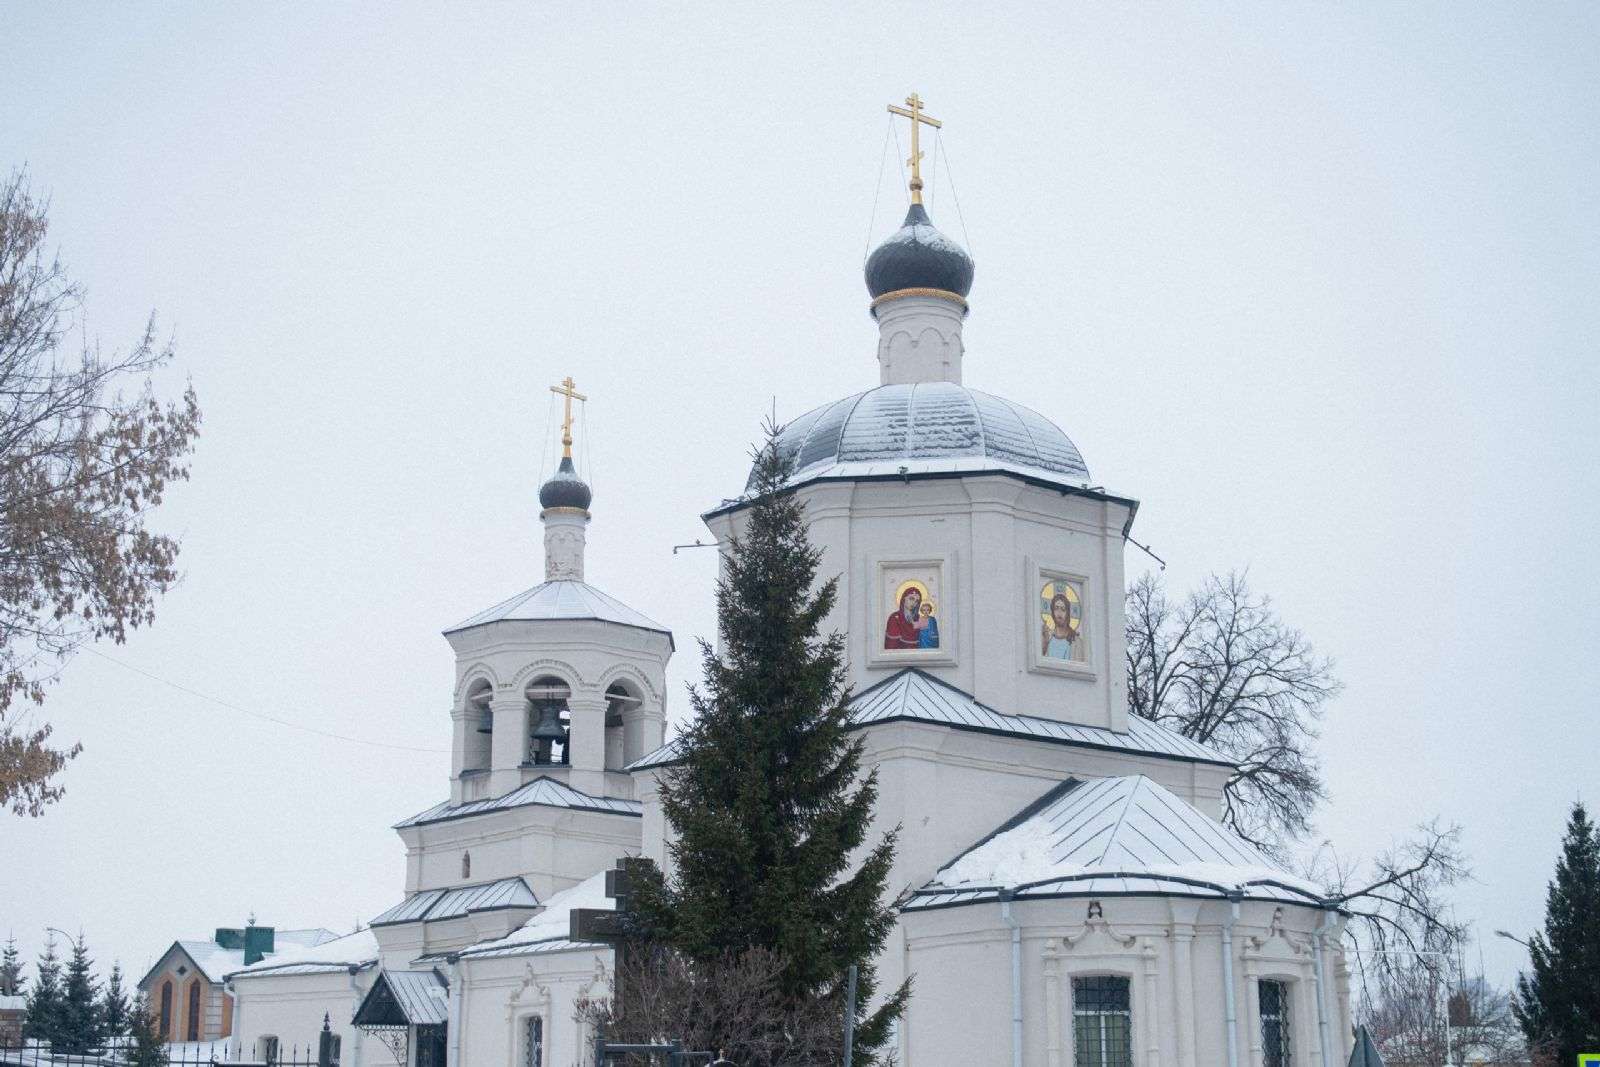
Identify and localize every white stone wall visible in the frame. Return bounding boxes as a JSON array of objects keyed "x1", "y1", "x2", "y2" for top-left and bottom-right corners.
[
  {"x1": 455, "y1": 947, "x2": 612, "y2": 1067},
  {"x1": 899, "y1": 895, "x2": 1350, "y2": 1067},
  {"x1": 229, "y1": 970, "x2": 371, "y2": 1067},
  {"x1": 399, "y1": 806, "x2": 642, "y2": 899}
]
